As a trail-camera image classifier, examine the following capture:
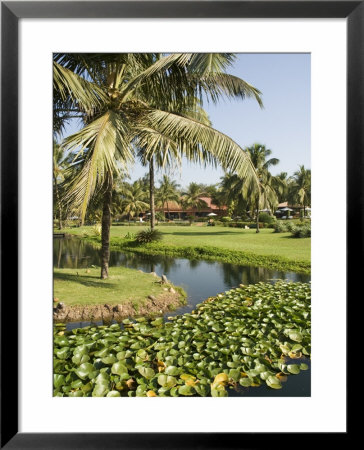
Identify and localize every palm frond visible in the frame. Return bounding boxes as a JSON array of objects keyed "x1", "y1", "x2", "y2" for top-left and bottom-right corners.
[
  {"x1": 53, "y1": 62, "x2": 108, "y2": 112},
  {"x1": 61, "y1": 111, "x2": 132, "y2": 221},
  {"x1": 138, "y1": 109, "x2": 259, "y2": 186}
]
